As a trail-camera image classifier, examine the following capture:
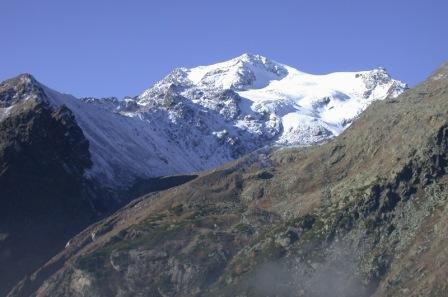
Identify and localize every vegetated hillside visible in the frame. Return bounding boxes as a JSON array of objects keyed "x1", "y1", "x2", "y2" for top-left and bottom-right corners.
[{"x1": 9, "y1": 63, "x2": 448, "y2": 297}]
